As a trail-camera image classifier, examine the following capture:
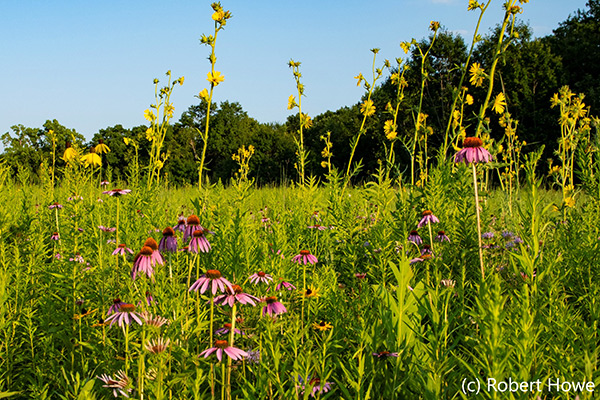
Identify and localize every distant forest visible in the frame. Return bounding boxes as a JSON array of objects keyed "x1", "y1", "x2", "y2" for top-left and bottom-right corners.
[{"x1": 2, "y1": 1, "x2": 599, "y2": 186}]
